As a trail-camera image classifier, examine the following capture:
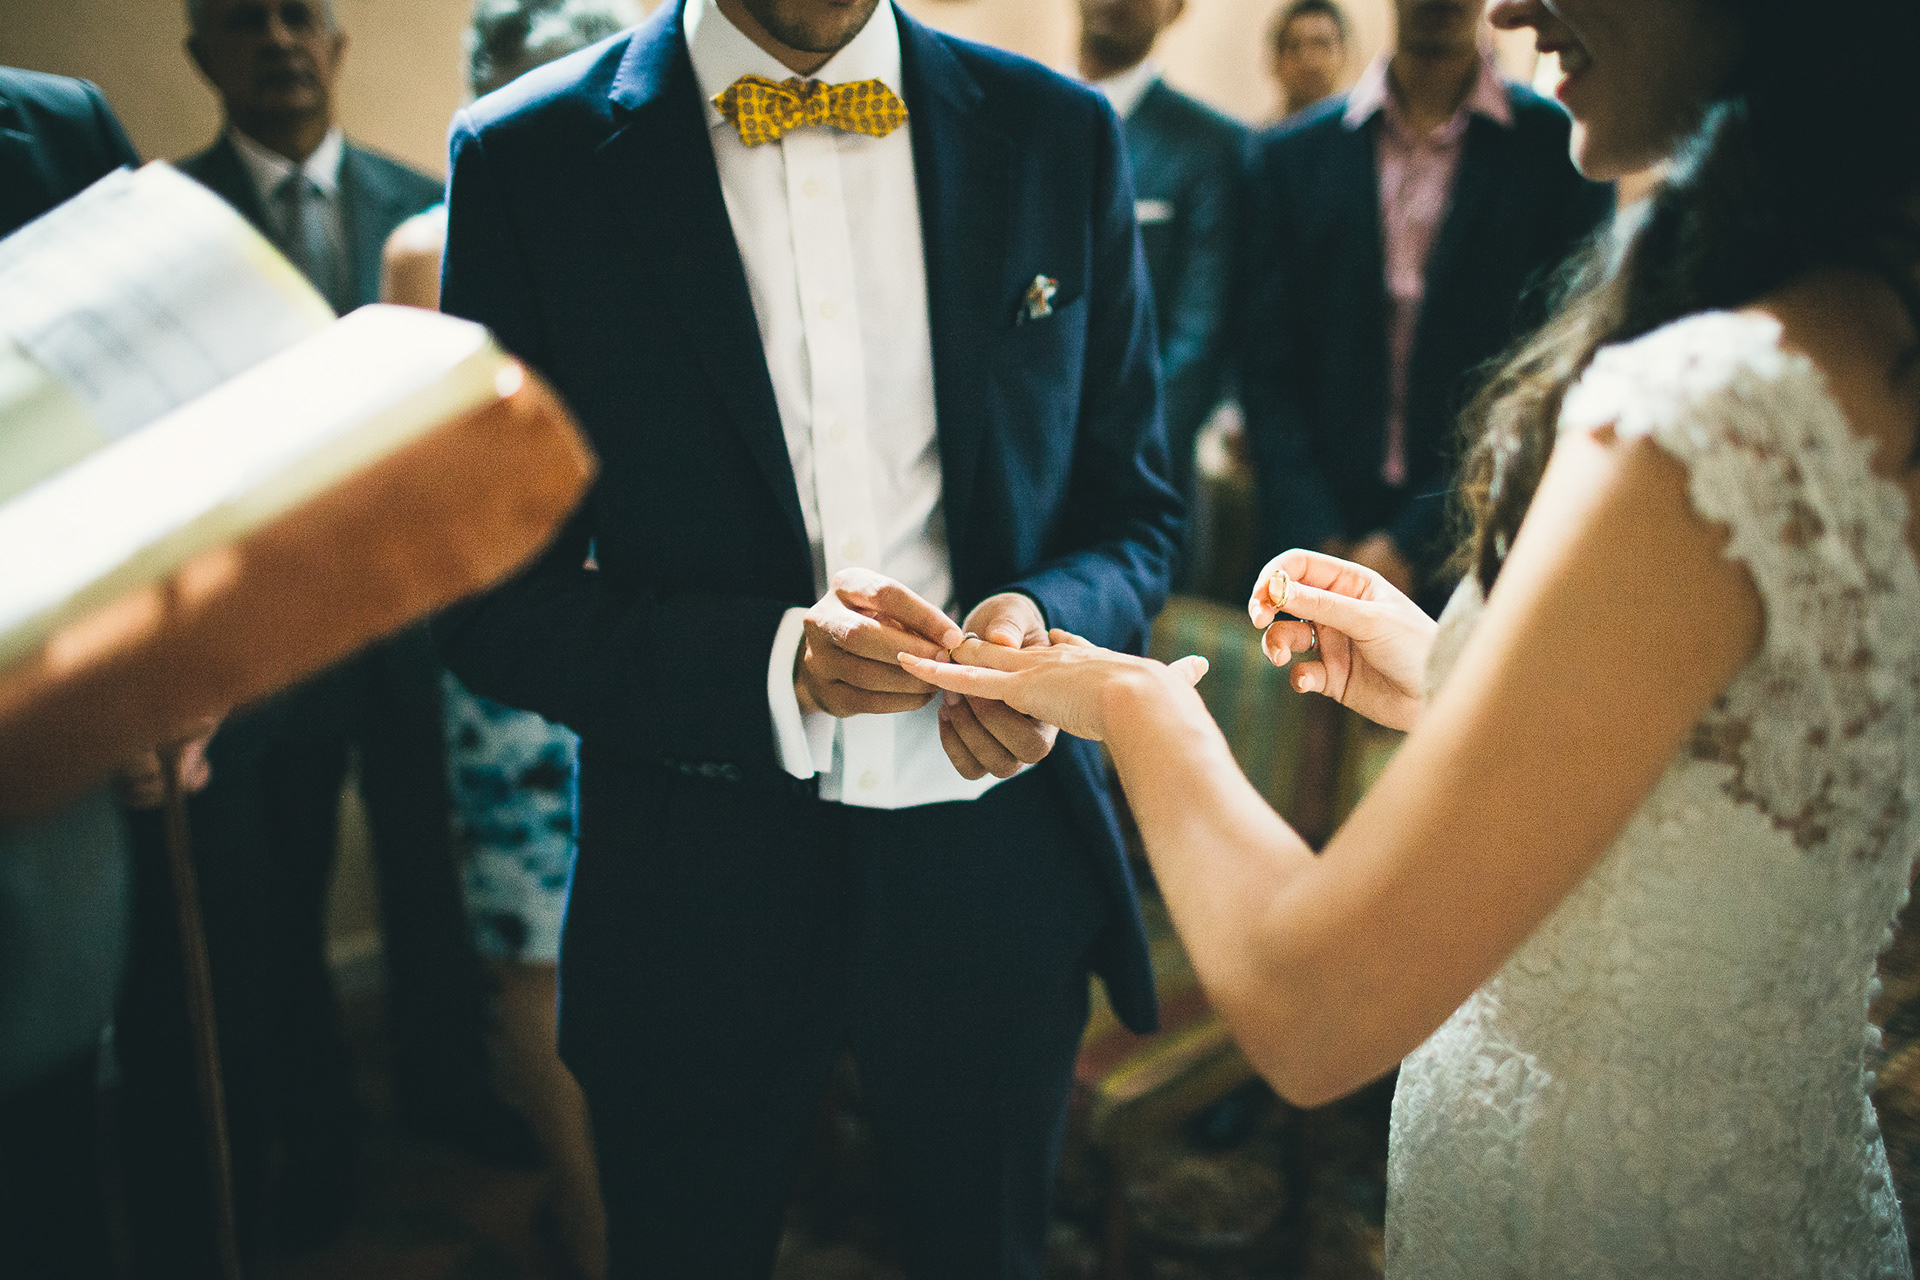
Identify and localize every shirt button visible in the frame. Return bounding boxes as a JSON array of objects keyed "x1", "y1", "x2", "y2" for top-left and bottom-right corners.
[
  {"x1": 802, "y1": 176, "x2": 822, "y2": 198},
  {"x1": 858, "y1": 770, "x2": 879, "y2": 791},
  {"x1": 818, "y1": 298, "x2": 838, "y2": 320},
  {"x1": 841, "y1": 538, "x2": 864, "y2": 560},
  {"x1": 827, "y1": 420, "x2": 848, "y2": 443}
]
